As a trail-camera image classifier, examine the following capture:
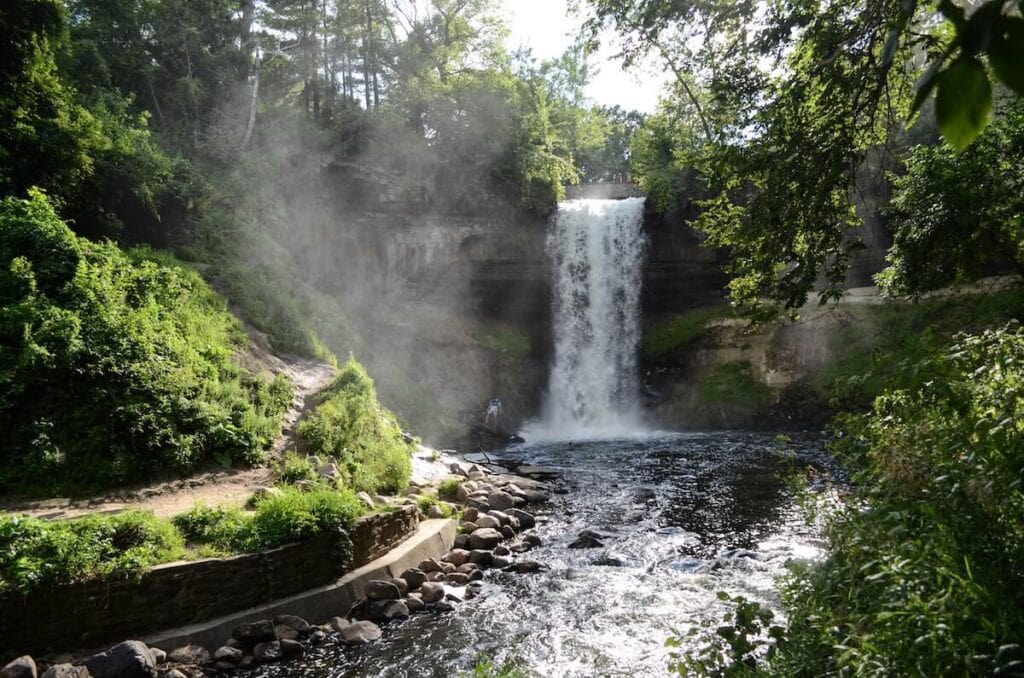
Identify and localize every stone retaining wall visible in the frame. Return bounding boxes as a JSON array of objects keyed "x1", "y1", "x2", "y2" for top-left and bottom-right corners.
[{"x1": 0, "y1": 507, "x2": 418, "y2": 656}]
